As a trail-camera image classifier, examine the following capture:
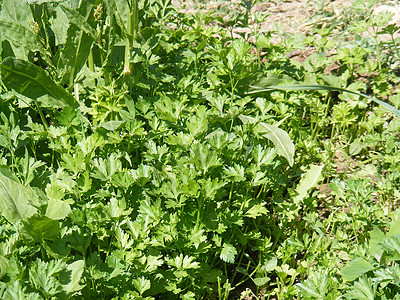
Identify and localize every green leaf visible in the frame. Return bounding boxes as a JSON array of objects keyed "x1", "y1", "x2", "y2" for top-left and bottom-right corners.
[
  {"x1": 60, "y1": 4, "x2": 98, "y2": 41},
  {"x1": 253, "y1": 276, "x2": 270, "y2": 286},
  {"x1": 345, "y1": 275, "x2": 377, "y2": 300},
  {"x1": 293, "y1": 164, "x2": 324, "y2": 204},
  {"x1": 341, "y1": 258, "x2": 375, "y2": 281},
  {"x1": 0, "y1": 172, "x2": 38, "y2": 224},
  {"x1": 388, "y1": 217, "x2": 400, "y2": 237},
  {"x1": 380, "y1": 234, "x2": 400, "y2": 260},
  {"x1": 133, "y1": 276, "x2": 151, "y2": 296},
  {"x1": 98, "y1": 120, "x2": 125, "y2": 131},
  {"x1": 0, "y1": 0, "x2": 33, "y2": 26},
  {"x1": 220, "y1": 243, "x2": 237, "y2": 264},
  {"x1": 60, "y1": 260, "x2": 85, "y2": 294},
  {"x1": 239, "y1": 114, "x2": 295, "y2": 166},
  {"x1": 296, "y1": 267, "x2": 328, "y2": 299},
  {"x1": 0, "y1": 20, "x2": 44, "y2": 55},
  {"x1": 245, "y1": 203, "x2": 268, "y2": 218},
  {"x1": 45, "y1": 200, "x2": 71, "y2": 220},
  {"x1": 367, "y1": 226, "x2": 386, "y2": 261},
  {"x1": 19, "y1": 214, "x2": 60, "y2": 243},
  {"x1": 57, "y1": 22, "x2": 94, "y2": 85},
  {"x1": 52, "y1": 5, "x2": 70, "y2": 46},
  {"x1": 0, "y1": 58, "x2": 77, "y2": 108},
  {"x1": 0, "y1": 255, "x2": 8, "y2": 280}
]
